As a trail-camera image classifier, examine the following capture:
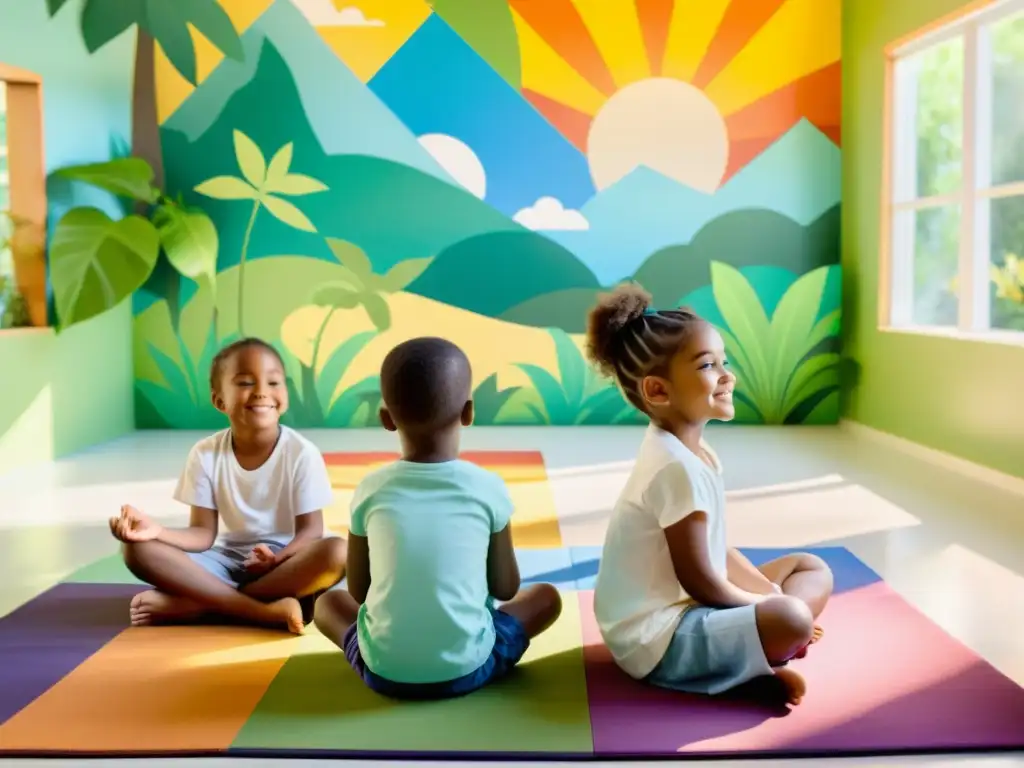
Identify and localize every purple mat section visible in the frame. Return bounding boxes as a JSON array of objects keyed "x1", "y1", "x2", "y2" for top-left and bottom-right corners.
[
  {"x1": 0, "y1": 583, "x2": 143, "y2": 726},
  {"x1": 580, "y1": 583, "x2": 1024, "y2": 757}
]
